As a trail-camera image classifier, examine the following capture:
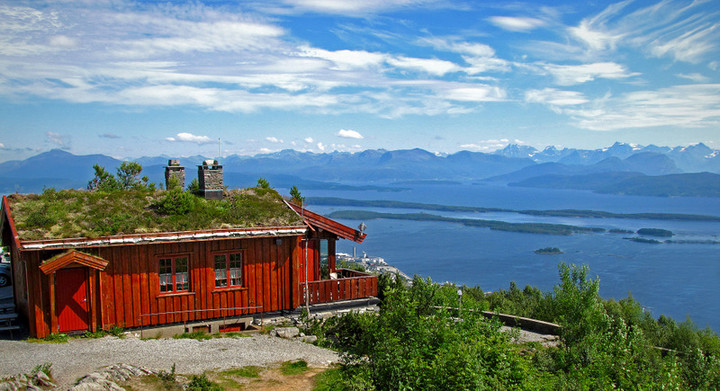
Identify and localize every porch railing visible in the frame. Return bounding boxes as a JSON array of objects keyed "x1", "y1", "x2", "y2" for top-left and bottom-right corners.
[{"x1": 300, "y1": 268, "x2": 378, "y2": 305}]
